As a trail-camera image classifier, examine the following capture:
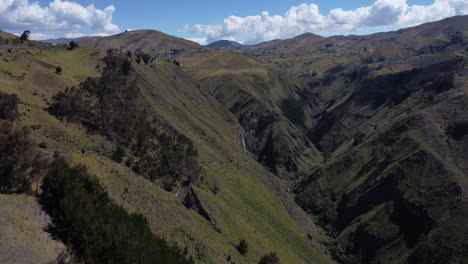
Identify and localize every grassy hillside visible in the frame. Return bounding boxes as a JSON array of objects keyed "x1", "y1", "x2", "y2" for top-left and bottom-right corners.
[
  {"x1": 1, "y1": 14, "x2": 468, "y2": 264},
  {"x1": 0, "y1": 194, "x2": 65, "y2": 264},
  {"x1": 0, "y1": 37, "x2": 332, "y2": 263},
  {"x1": 79, "y1": 30, "x2": 208, "y2": 59}
]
